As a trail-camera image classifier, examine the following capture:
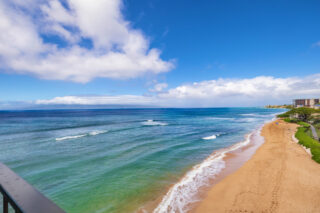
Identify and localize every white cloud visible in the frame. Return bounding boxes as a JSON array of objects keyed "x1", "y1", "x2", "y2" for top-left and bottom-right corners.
[
  {"x1": 149, "y1": 83, "x2": 168, "y2": 92},
  {"x1": 0, "y1": 0, "x2": 174, "y2": 83},
  {"x1": 0, "y1": 2, "x2": 45, "y2": 58},
  {"x1": 36, "y1": 95, "x2": 156, "y2": 105},
  {"x1": 159, "y1": 75, "x2": 320, "y2": 106},
  {"x1": 34, "y1": 74, "x2": 320, "y2": 107}
]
